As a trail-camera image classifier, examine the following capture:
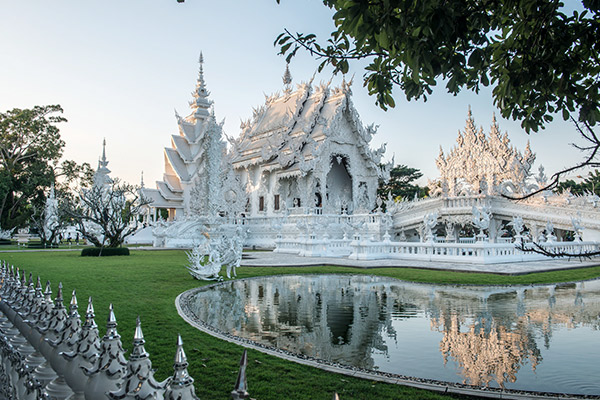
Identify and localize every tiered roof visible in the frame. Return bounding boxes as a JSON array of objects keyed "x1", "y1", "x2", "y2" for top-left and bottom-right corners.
[
  {"x1": 229, "y1": 77, "x2": 386, "y2": 178},
  {"x1": 143, "y1": 54, "x2": 225, "y2": 210}
]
